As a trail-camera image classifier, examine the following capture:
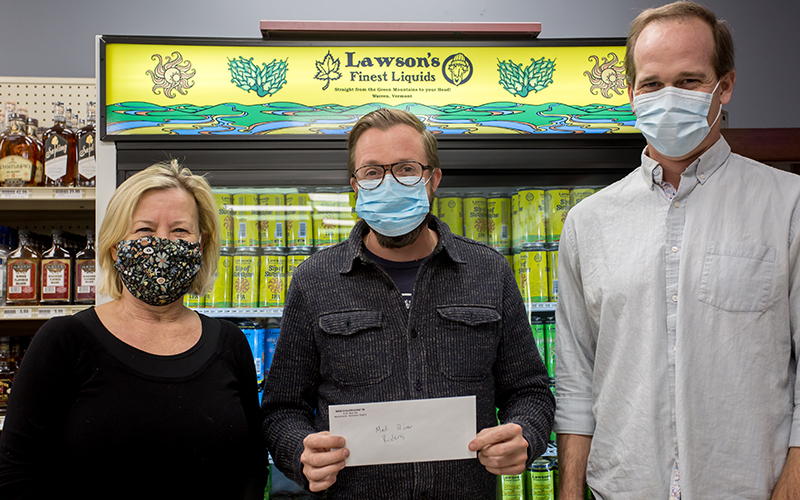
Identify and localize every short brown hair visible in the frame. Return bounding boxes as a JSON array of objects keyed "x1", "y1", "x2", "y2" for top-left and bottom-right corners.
[
  {"x1": 97, "y1": 160, "x2": 221, "y2": 299},
  {"x1": 626, "y1": 1, "x2": 735, "y2": 86},
  {"x1": 346, "y1": 108, "x2": 440, "y2": 177}
]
